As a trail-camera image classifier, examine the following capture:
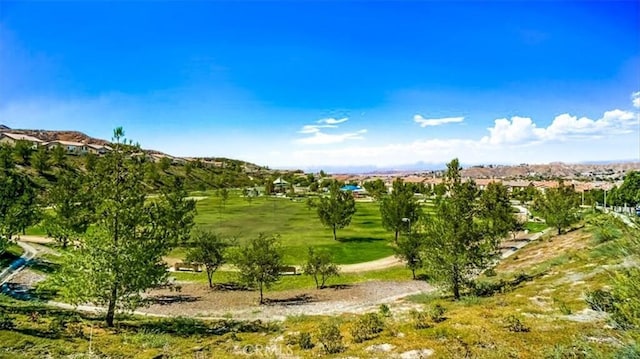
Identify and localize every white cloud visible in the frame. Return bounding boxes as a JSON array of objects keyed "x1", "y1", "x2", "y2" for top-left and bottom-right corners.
[
  {"x1": 318, "y1": 117, "x2": 348, "y2": 125},
  {"x1": 481, "y1": 109, "x2": 638, "y2": 145},
  {"x1": 298, "y1": 124, "x2": 337, "y2": 134},
  {"x1": 413, "y1": 114, "x2": 464, "y2": 127},
  {"x1": 632, "y1": 91, "x2": 640, "y2": 109},
  {"x1": 295, "y1": 129, "x2": 367, "y2": 145}
]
